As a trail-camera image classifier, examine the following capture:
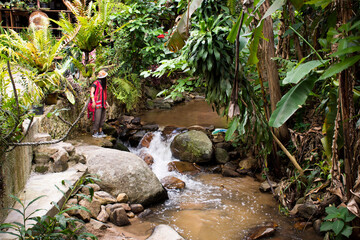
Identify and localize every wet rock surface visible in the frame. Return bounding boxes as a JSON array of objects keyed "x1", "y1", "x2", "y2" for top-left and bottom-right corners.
[
  {"x1": 146, "y1": 224, "x2": 185, "y2": 240},
  {"x1": 161, "y1": 176, "x2": 186, "y2": 190},
  {"x1": 170, "y1": 130, "x2": 213, "y2": 163},
  {"x1": 76, "y1": 145, "x2": 168, "y2": 207}
]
